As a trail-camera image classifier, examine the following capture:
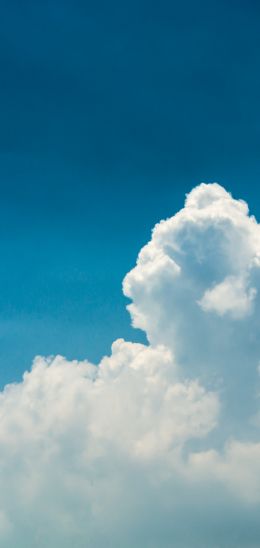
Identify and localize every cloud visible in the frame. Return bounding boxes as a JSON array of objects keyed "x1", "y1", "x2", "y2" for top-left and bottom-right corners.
[
  {"x1": 123, "y1": 182, "x2": 260, "y2": 430},
  {"x1": 198, "y1": 275, "x2": 256, "y2": 318},
  {"x1": 1, "y1": 183, "x2": 260, "y2": 546}
]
